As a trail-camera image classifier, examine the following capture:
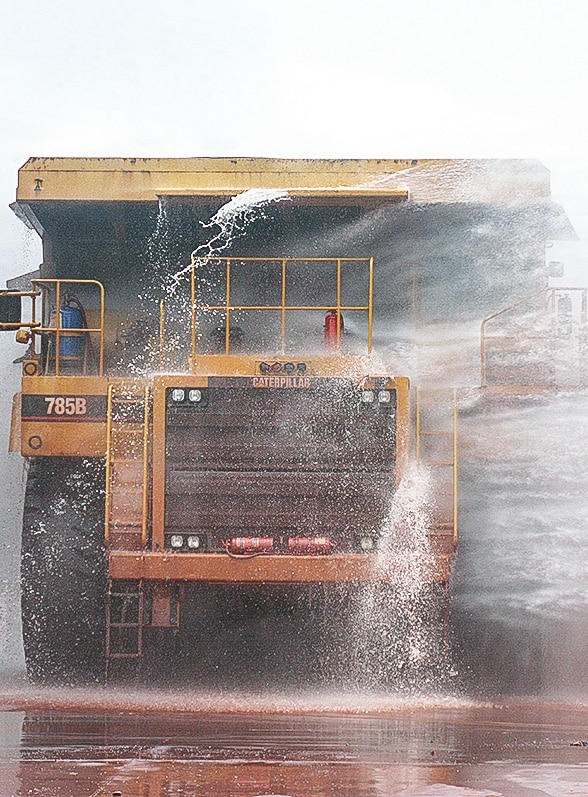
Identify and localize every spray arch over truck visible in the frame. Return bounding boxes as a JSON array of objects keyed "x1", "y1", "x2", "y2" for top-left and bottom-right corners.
[{"x1": 1, "y1": 157, "x2": 579, "y2": 683}]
